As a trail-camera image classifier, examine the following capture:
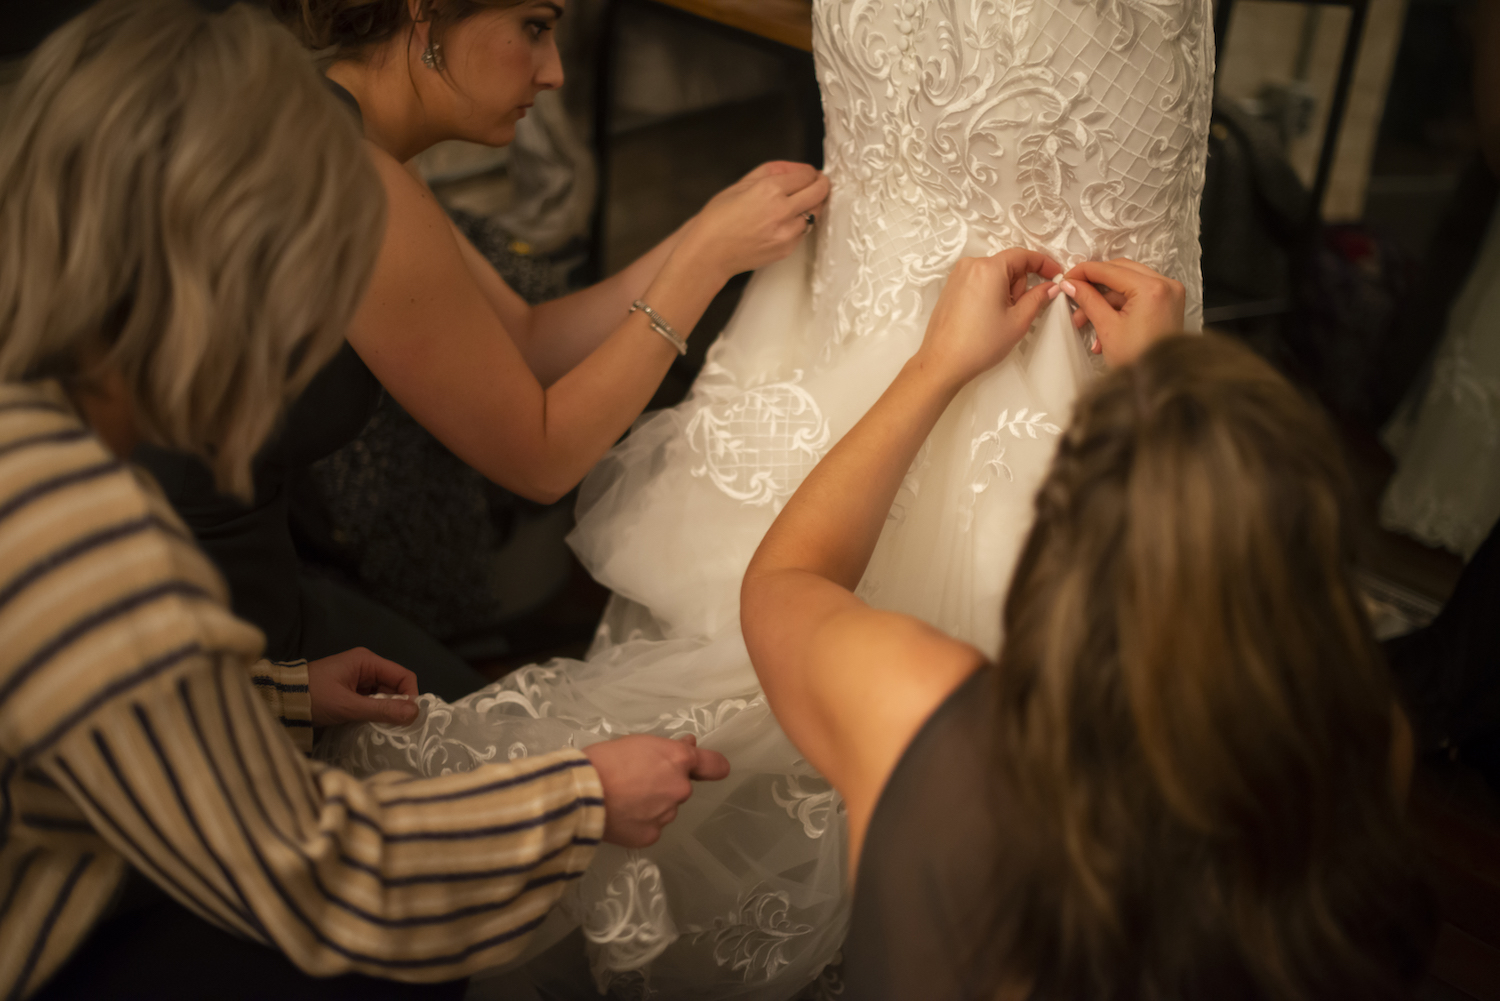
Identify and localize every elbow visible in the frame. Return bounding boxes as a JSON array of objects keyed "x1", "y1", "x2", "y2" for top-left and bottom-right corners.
[
  {"x1": 508, "y1": 462, "x2": 578, "y2": 505},
  {"x1": 511, "y1": 478, "x2": 571, "y2": 505},
  {"x1": 532, "y1": 485, "x2": 571, "y2": 505},
  {"x1": 740, "y1": 545, "x2": 783, "y2": 630},
  {"x1": 482, "y1": 446, "x2": 580, "y2": 504},
  {"x1": 482, "y1": 438, "x2": 579, "y2": 505},
  {"x1": 739, "y1": 570, "x2": 773, "y2": 647}
]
